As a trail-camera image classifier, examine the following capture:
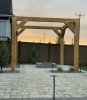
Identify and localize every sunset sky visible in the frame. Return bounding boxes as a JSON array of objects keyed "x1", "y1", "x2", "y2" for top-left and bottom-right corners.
[{"x1": 13, "y1": 0, "x2": 87, "y2": 45}]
